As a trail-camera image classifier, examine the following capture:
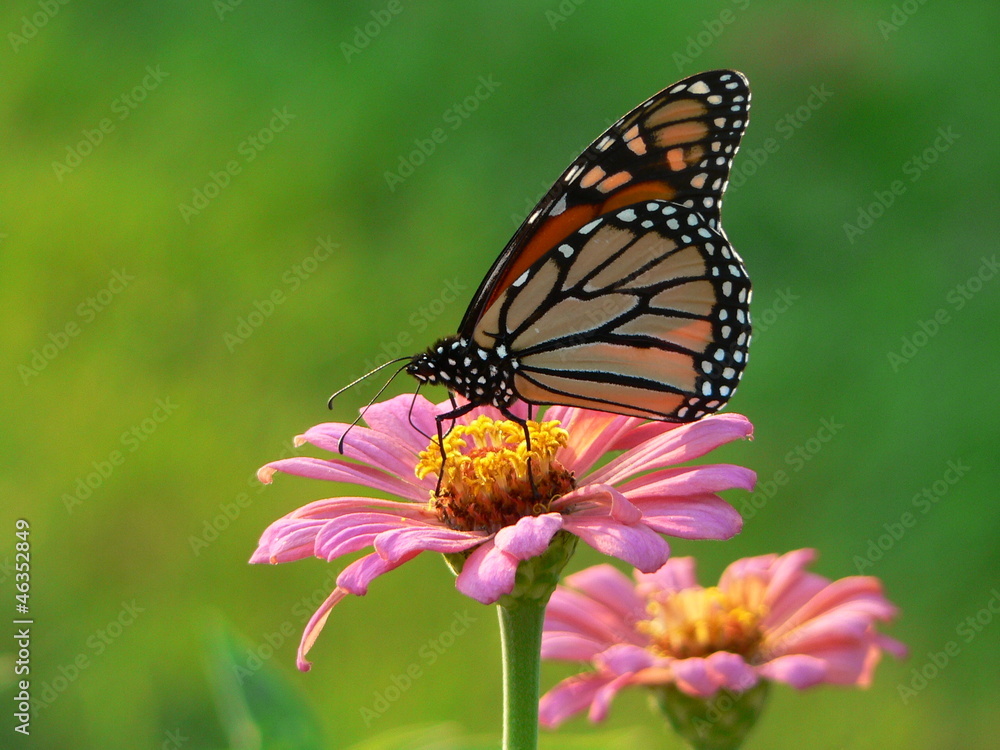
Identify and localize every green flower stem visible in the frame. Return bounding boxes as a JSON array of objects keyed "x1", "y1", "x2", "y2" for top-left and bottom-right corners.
[{"x1": 498, "y1": 596, "x2": 546, "y2": 750}]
